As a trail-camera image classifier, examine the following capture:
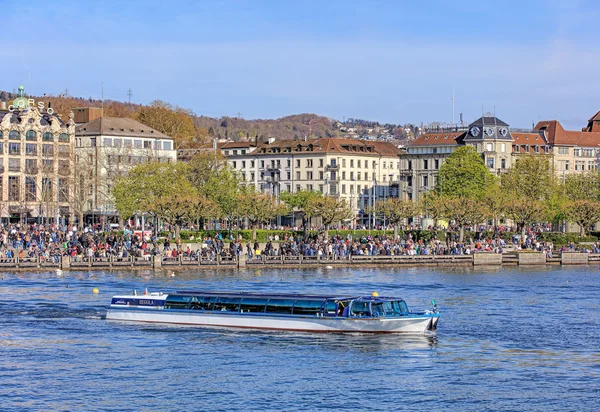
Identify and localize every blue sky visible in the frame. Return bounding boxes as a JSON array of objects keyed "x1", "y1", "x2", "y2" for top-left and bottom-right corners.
[{"x1": 2, "y1": 0, "x2": 599, "y2": 129}]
